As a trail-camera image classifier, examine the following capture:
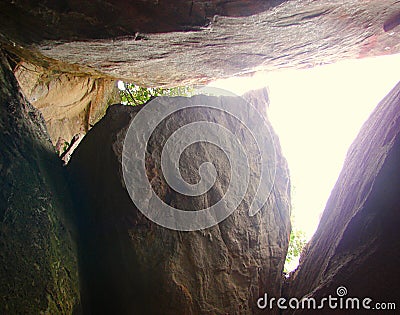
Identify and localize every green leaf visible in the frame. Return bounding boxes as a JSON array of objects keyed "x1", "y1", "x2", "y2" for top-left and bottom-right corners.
[{"x1": 119, "y1": 83, "x2": 194, "y2": 106}]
